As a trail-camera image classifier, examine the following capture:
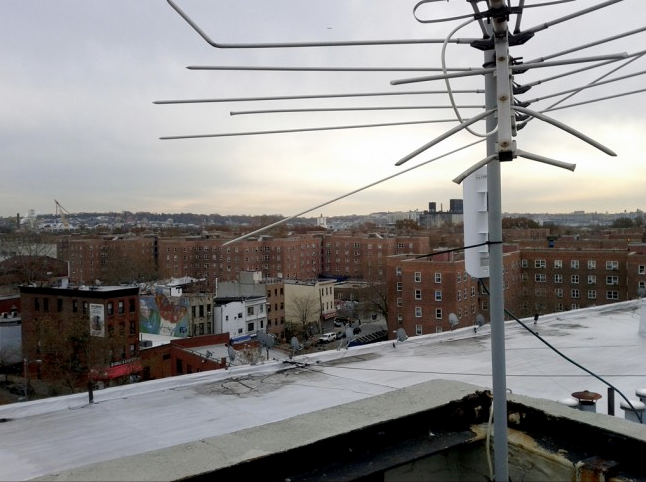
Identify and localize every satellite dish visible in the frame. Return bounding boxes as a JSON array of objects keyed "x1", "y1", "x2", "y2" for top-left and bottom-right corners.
[
  {"x1": 257, "y1": 330, "x2": 275, "y2": 349},
  {"x1": 474, "y1": 313, "x2": 486, "y2": 333},
  {"x1": 449, "y1": 313, "x2": 459, "y2": 329},
  {"x1": 226, "y1": 344, "x2": 236, "y2": 362},
  {"x1": 396, "y1": 327, "x2": 408, "y2": 343}
]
